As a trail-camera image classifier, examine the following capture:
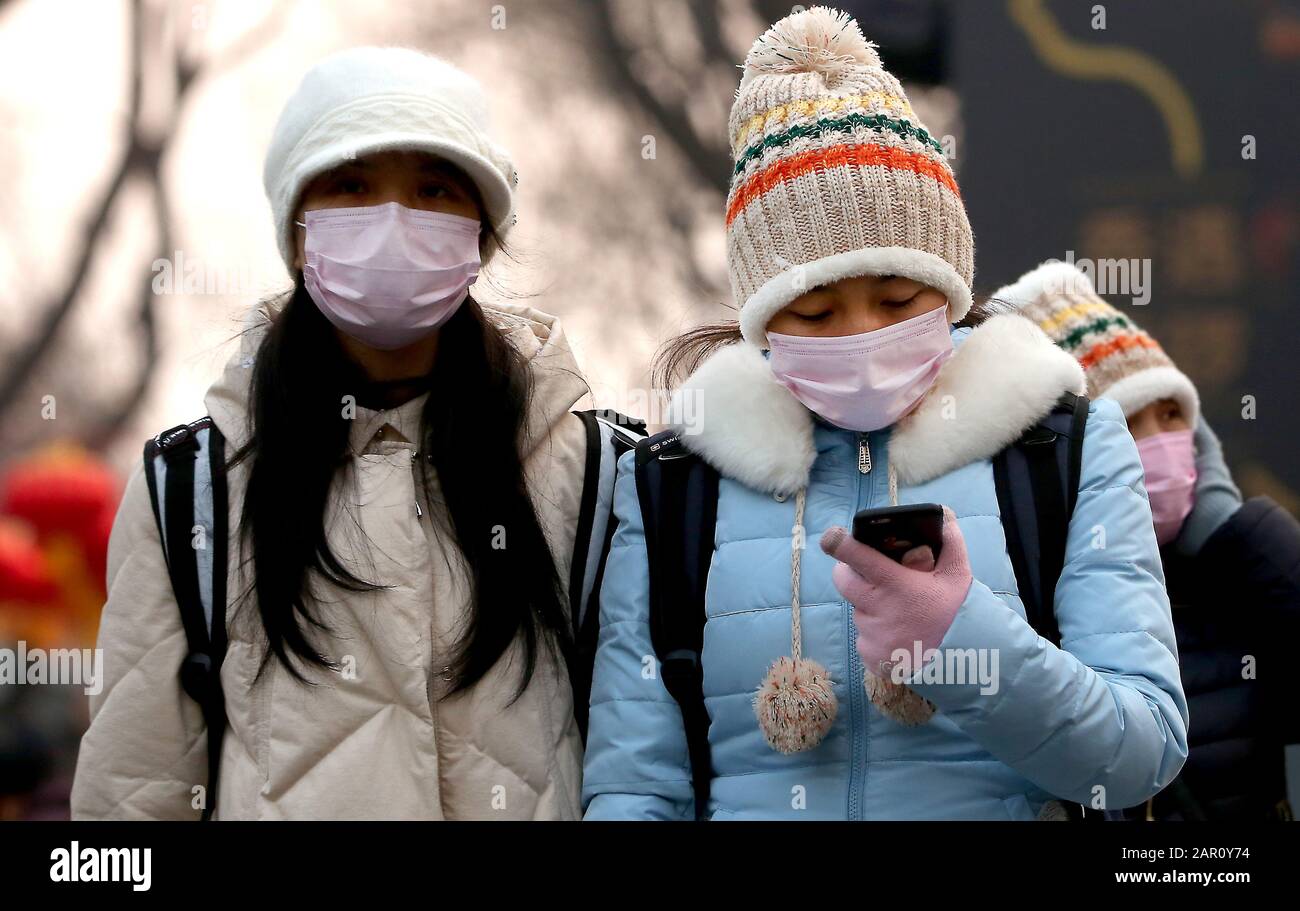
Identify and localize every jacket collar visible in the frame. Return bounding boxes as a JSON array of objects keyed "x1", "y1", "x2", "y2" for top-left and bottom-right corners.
[
  {"x1": 348, "y1": 392, "x2": 429, "y2": 455},
  {"x1": 668, "y1": 313, "x2": 1086, "y2": 495}
]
